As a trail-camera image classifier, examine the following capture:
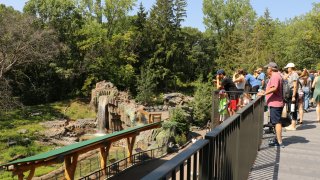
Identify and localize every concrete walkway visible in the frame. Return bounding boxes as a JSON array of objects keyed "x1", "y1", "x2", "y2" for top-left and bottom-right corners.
[{"x1": 249, "y1": 107, "x2": 320, "y2": 180}]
